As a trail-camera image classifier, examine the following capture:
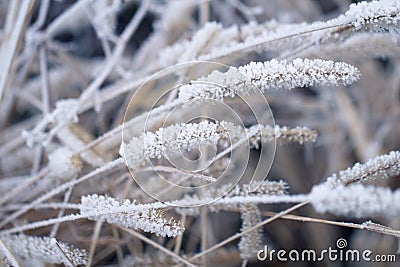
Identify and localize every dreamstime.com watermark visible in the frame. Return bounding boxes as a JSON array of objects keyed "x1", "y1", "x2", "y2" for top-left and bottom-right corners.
[{"x1": 257, "y1": 238, "x2": 398, "y2": 263}]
